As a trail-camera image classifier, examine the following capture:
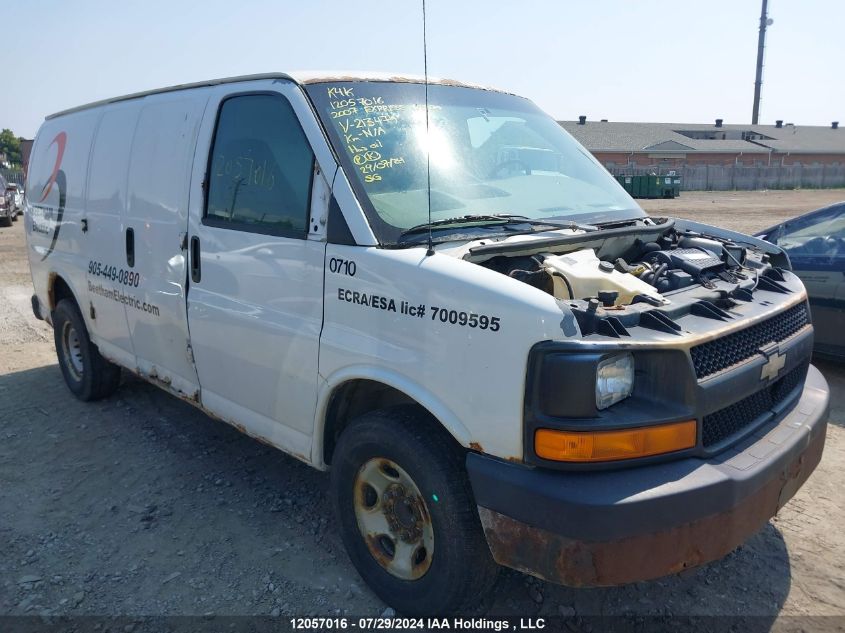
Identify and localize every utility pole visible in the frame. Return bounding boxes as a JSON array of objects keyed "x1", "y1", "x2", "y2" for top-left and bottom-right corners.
[{"x1": 751, "y1": 0, "x2": 769, "y2": 125}]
